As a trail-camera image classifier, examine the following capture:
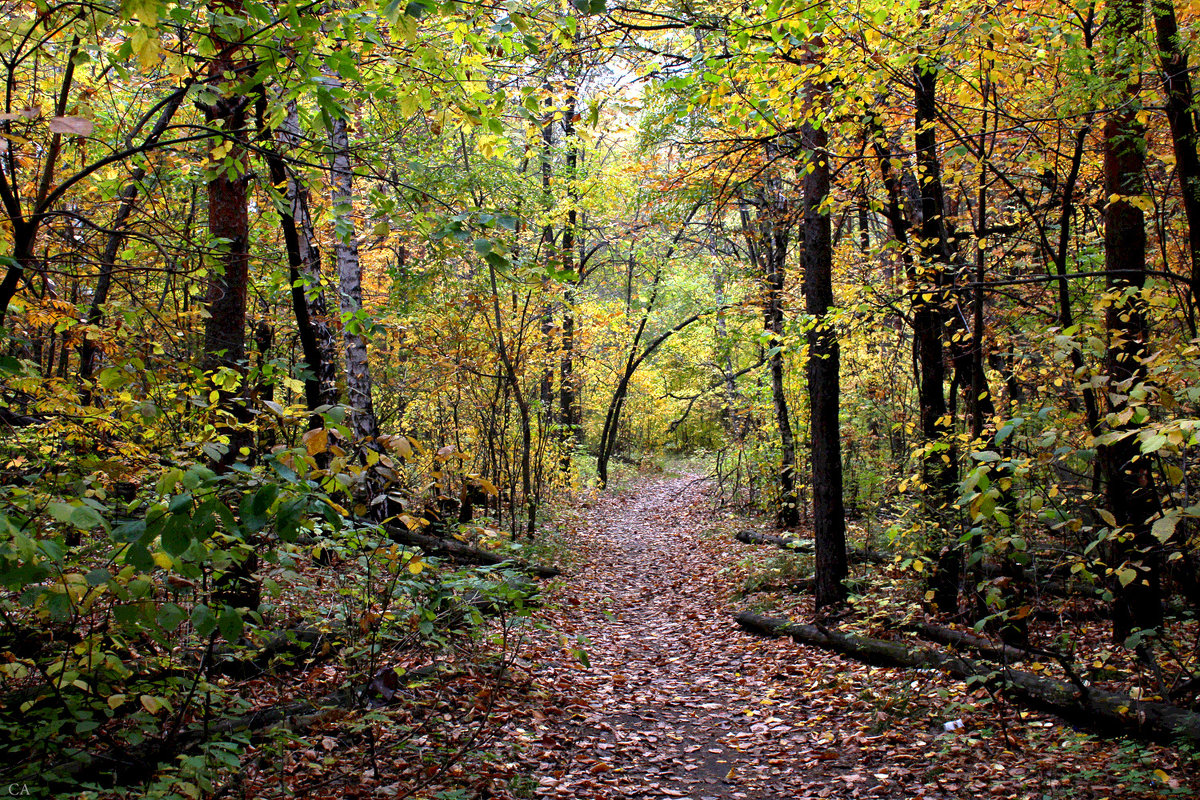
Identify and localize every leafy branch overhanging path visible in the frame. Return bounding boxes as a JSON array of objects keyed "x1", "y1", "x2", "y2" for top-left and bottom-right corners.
[{"x1": 511, "y1": 476, "x2": 1195, "y2": 799}]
